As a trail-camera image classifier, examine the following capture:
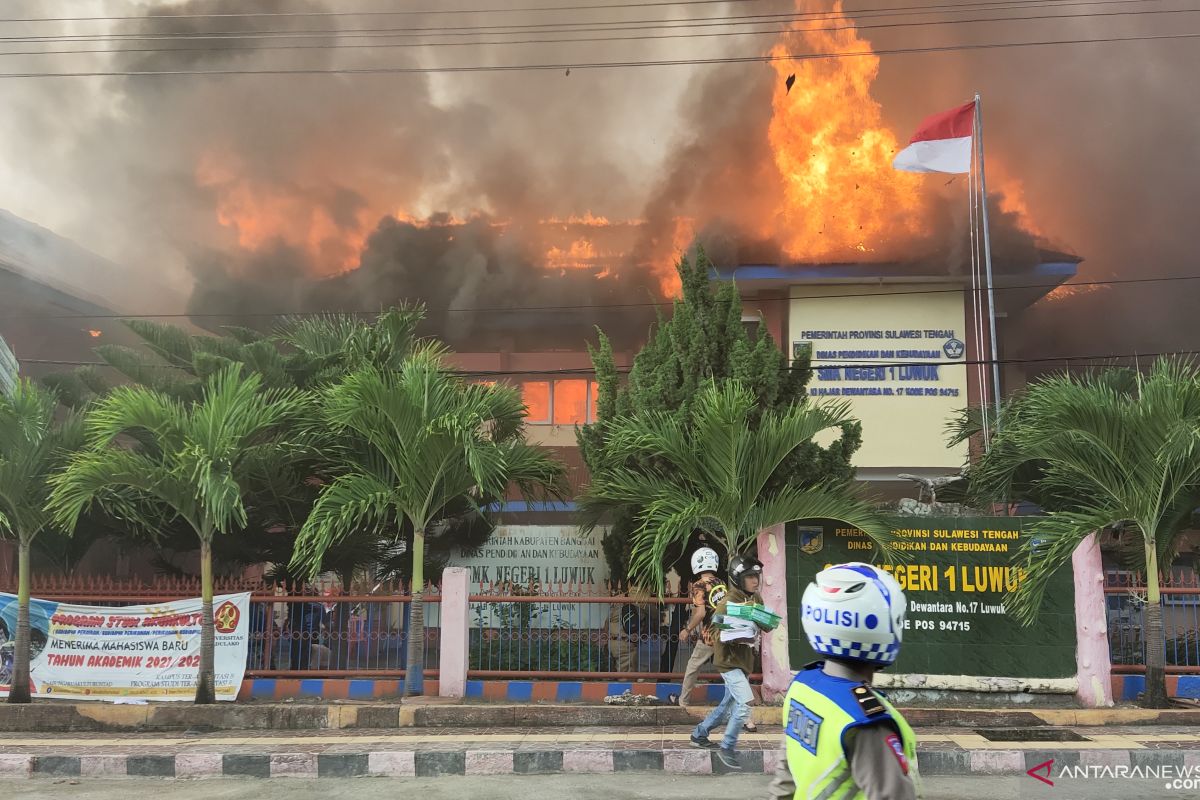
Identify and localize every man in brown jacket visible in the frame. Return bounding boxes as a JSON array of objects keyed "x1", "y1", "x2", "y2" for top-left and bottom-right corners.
[
  {"x1": 673, "y1": 546, "x2": 724, "y2": 706},
  {"x1": 689, "y1": 554, "x2": 766, "y2": 770}
]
